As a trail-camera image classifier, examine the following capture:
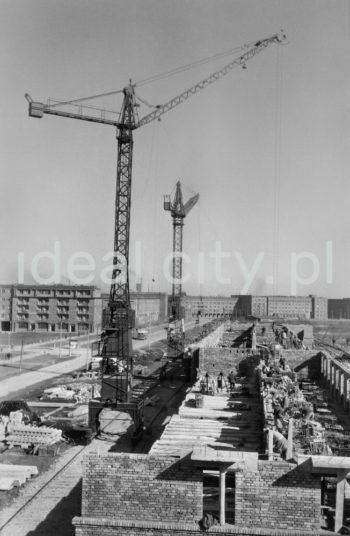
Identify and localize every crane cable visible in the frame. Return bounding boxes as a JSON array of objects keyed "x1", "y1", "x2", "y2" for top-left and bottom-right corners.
[
  {"x1": 272, "y1": 44, "x2": 283, "y2": 296},
  {"x1": 48, "y1": 42, "x2": 254, "y2": 108},
  {"x1": 135, "y1": 43, "x2": 253, "y2": 88}
]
